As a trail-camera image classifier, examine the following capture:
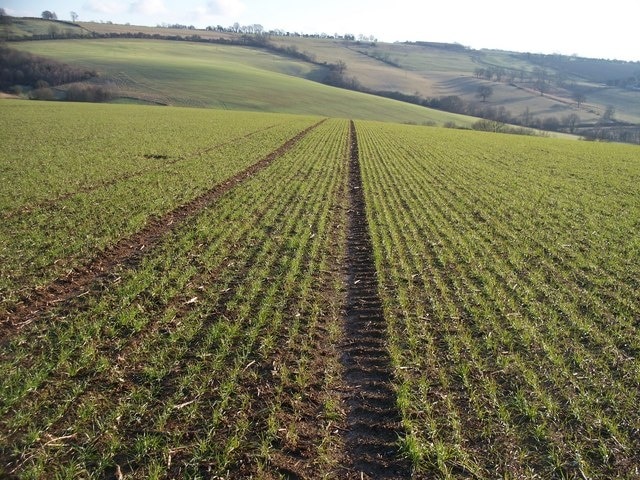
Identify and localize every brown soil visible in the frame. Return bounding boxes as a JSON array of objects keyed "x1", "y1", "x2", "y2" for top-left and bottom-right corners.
[
  {"x1": 339, "y1": 121, "x2": 411, "y2": 478},
  {"x1": 1, "y1": 120, "x2": 325, "y2": 341}
]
